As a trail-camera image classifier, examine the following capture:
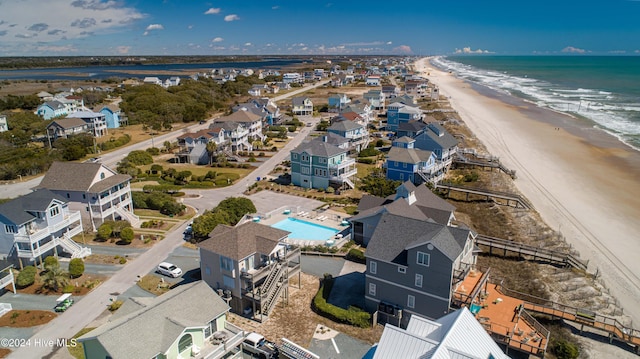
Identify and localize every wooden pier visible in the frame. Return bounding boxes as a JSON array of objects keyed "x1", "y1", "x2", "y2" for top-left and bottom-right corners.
[{"x1": 435, "y1": 183, "x2": 533, "y2": 209}]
